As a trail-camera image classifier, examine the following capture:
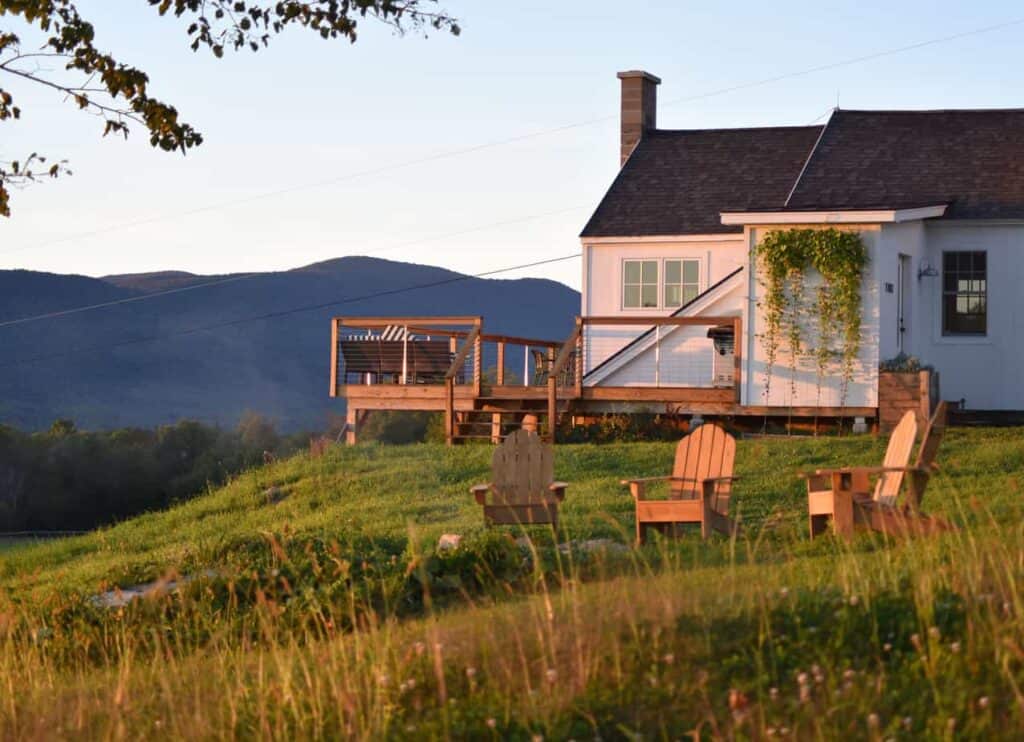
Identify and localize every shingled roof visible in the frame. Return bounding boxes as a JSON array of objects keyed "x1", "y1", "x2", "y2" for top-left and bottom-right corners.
[
  {"x1": 581, "y1": 108, "x2": 1024, "y2": 237},
  {"x1": 580, "y1": 126, "x2": 823, "y2": 237}
]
